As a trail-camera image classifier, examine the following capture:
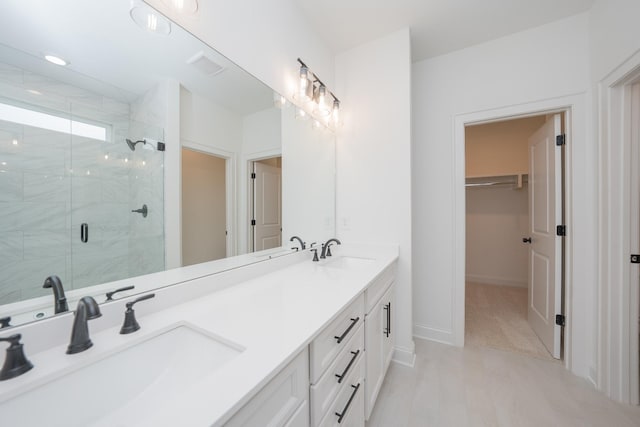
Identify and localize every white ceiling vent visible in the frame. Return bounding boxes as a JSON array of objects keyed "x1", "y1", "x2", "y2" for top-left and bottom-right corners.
[{"x1": 186, "y1": 51, "x2": 225, "y2": 76}]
